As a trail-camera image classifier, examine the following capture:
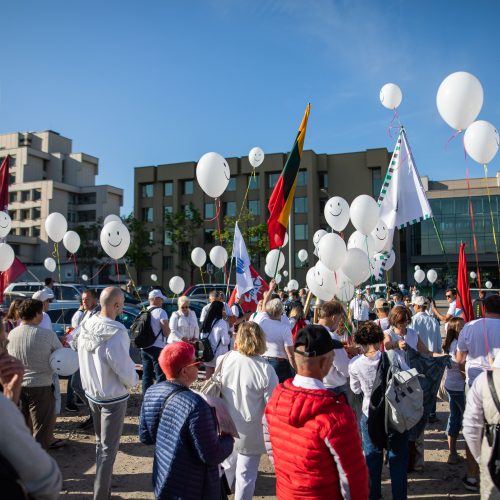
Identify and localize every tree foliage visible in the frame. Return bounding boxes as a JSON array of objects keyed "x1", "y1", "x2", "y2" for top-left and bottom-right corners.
[{"x1": 124, "y1": 213, "x2": 159, "y2": 276}]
